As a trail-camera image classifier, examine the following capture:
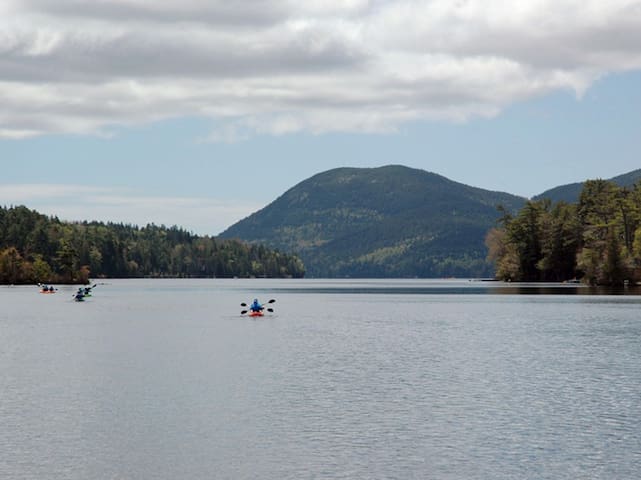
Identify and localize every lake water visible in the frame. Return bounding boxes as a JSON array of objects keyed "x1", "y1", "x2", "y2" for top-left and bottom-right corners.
[{"x1": 2, "y1": 279, "x2": 641, "y2": 479}]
